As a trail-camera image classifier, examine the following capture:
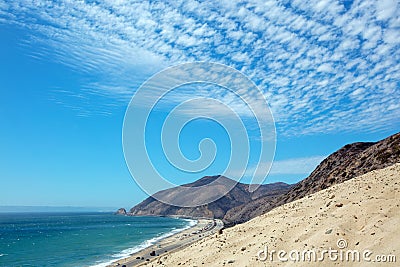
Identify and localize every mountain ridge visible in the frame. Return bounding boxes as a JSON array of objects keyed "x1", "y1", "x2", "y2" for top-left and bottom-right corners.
[{"x1": 129, "y1": 178, "x2": 293, "y2": 219}]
